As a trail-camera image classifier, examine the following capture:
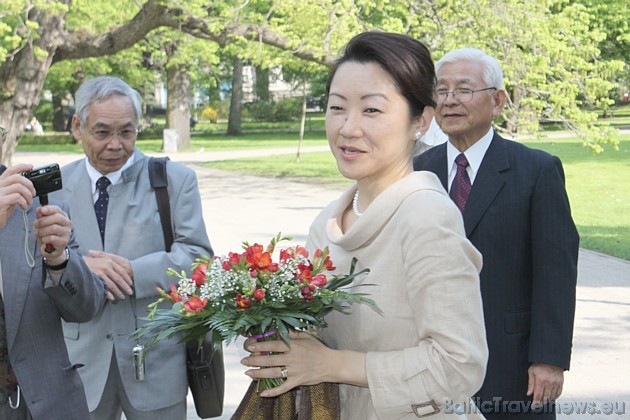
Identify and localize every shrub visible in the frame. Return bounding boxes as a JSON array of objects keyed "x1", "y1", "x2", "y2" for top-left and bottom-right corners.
[
  {"x1": 18, "y1": 132, "x2": 75, "y2": 145},
  {"x1": 201, "y1": 107, "x2": 219, "y2": 123},
  {"x1": 248, "y1": 98, "x2": 303, "y2": 122}
]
